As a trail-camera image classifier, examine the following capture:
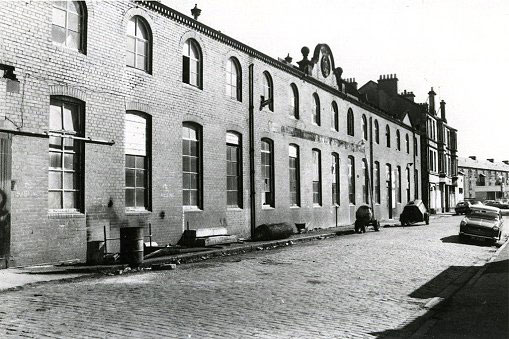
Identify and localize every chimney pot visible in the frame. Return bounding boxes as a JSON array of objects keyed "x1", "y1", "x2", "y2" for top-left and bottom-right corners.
[{"x1": 191, "y1": 4, "x2": 202, "y2": 20}]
